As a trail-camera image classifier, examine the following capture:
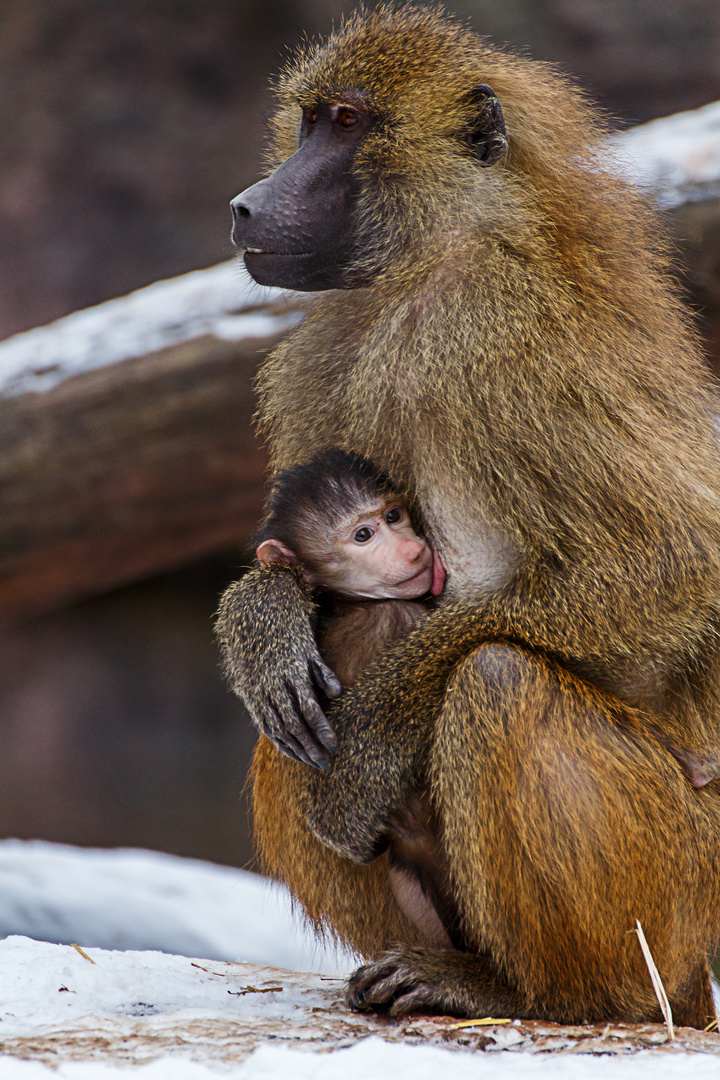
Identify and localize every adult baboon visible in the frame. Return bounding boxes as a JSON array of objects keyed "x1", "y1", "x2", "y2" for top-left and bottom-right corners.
[{"x1": 216, "y1": 6, "x2": 720, "y2": 1025}]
